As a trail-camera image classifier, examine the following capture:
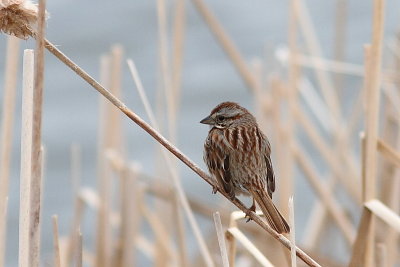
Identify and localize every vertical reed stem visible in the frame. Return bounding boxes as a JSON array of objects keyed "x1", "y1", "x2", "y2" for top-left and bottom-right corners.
[
  {"x1": 0, "y1": 35, "x2": 20, "y2": 267},
  {"x1": 52, "y1": 215, "x2": 61, "y2": 267},
  {"x1": 29, "y1": 0, "x2": 46, "y2": 265},
  {"x1": 18, "y1": 49, "x2": 35, "y2": 267}
]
